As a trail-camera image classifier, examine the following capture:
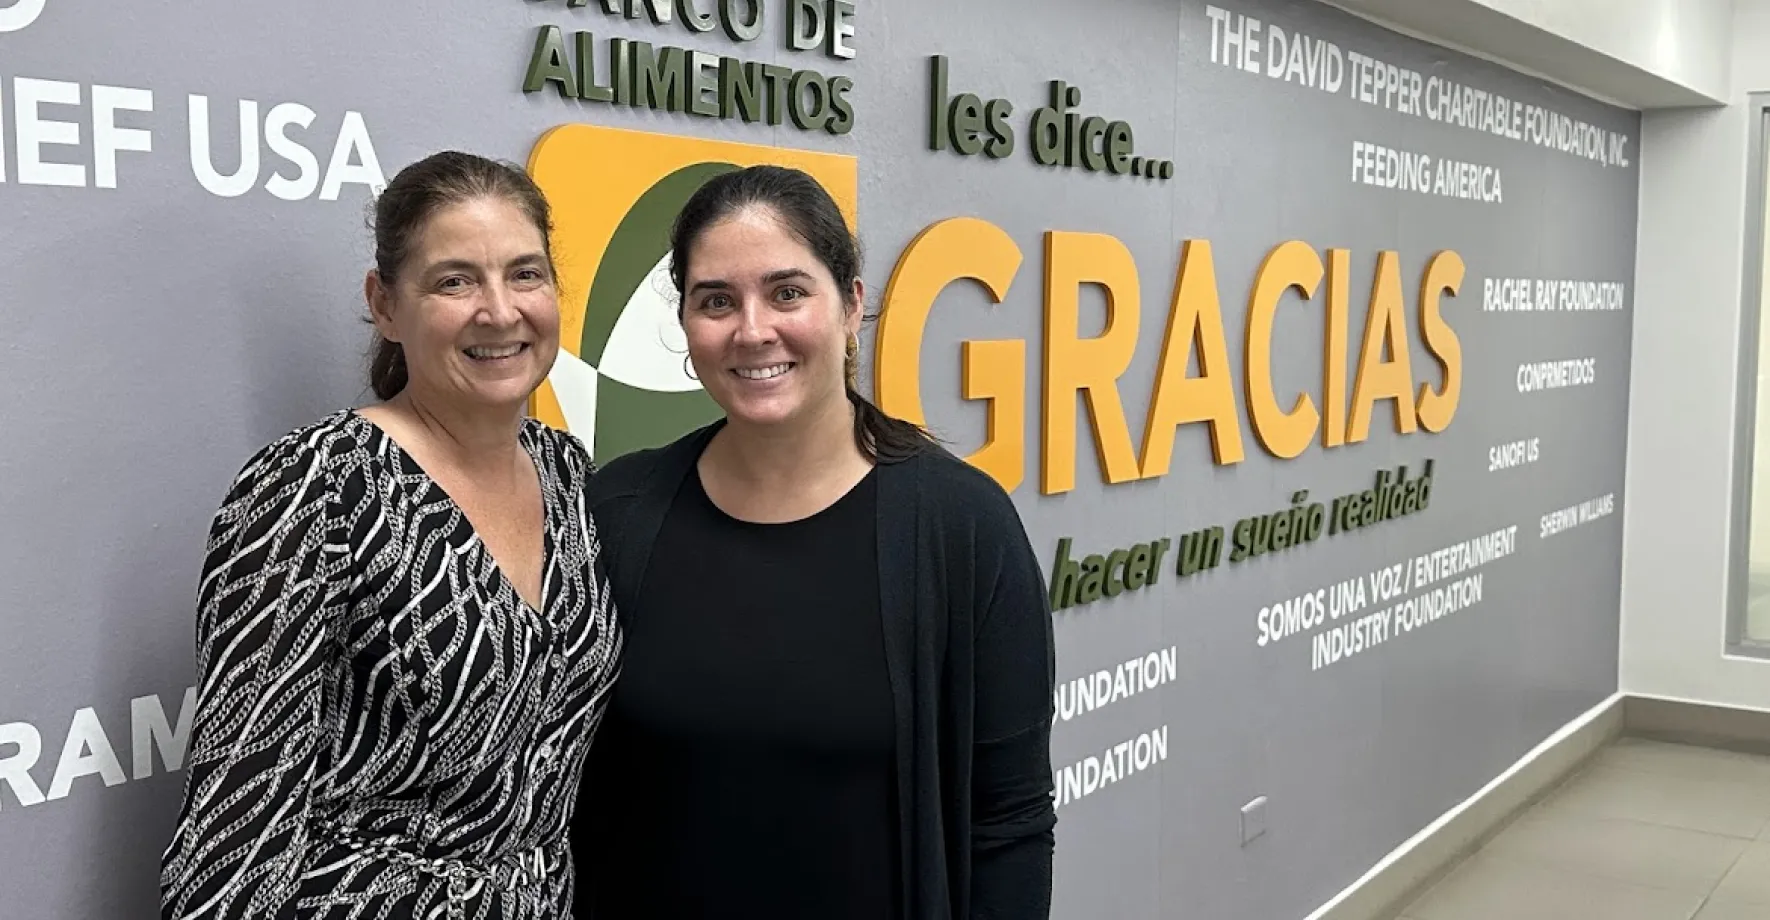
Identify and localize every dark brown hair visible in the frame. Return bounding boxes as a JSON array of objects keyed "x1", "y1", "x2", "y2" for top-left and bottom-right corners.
[
  {"x1": 668, "y1": 165, "x2": 934, "y2": 463},
  {"x1": 365, "y1": 151, "x2": 556, "y2": 401}
]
